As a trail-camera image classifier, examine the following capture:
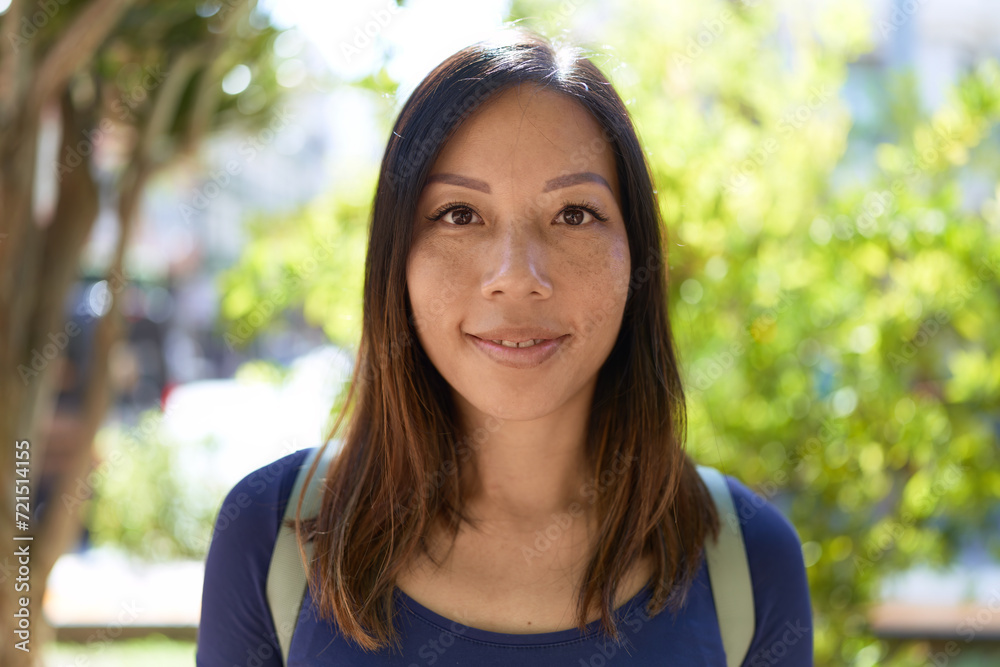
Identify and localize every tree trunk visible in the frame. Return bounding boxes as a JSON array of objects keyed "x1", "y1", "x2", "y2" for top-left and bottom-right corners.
[
  {"x1": 1, "y1": 2, "x2": 263, "y2": 661},
  {"x1": 0, "y1": 108, "x2": 49, "y2": 667},
  {"x1": 35, "y1": 158, "x2": 149, "y2": 583},
  {"x1": 0, "y1": 103, "x2": 101, "y2": 667},
  {"x1": 1, "y1": 1, "x2": 134, "y2": 663}
]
